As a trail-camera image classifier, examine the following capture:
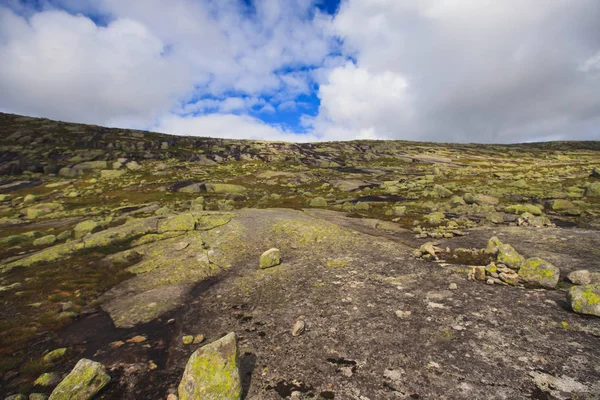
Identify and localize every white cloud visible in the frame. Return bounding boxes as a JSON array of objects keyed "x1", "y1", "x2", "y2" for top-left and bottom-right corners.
[
  {"x1": 154, "y1": 113, "x2": 321, "y2": 142},
  {"x1": 0, "y1": 7, "x2": 190, "y2": 126},
  {"x1": 319, "y1": 0, "x2": 600, "y2": 142}
]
